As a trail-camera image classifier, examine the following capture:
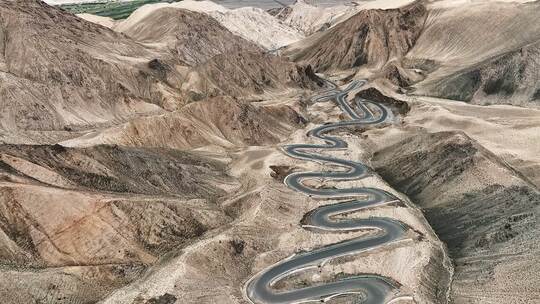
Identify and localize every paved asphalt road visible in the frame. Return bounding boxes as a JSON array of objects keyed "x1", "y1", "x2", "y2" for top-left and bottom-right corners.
[{"x1": 245, "y1": 80, "x2": 407, "y2": 304}]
